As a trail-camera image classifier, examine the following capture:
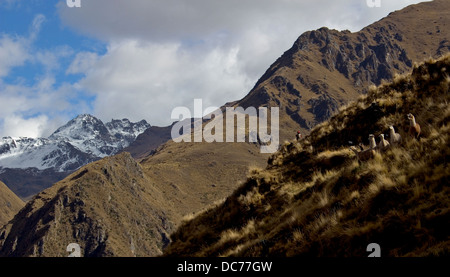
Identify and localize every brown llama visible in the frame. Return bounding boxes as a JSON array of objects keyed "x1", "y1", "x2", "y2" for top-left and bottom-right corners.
[{"x1": 407, "y1": 113, "x2": 421, "y2": 139}]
